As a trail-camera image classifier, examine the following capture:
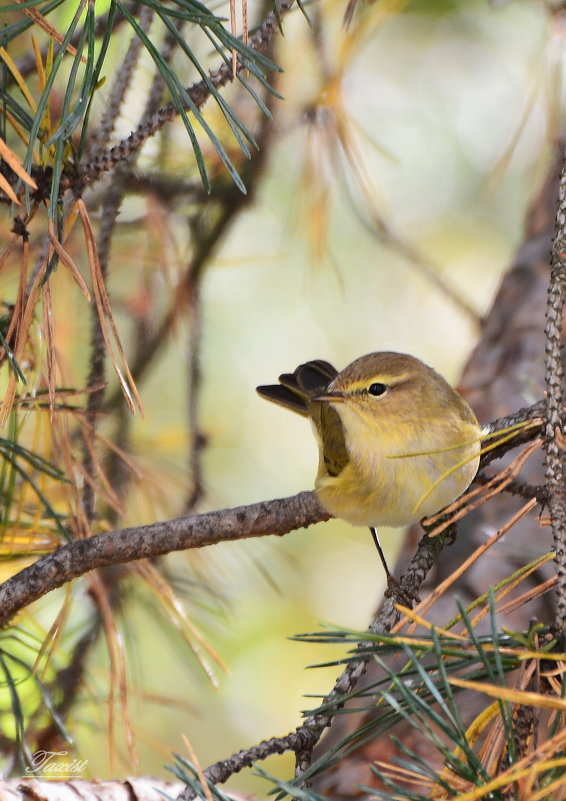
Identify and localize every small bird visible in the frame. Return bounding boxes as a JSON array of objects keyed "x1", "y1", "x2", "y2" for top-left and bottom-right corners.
[{"x1": 257, "y1": 352, "x2": 481, "y2": 583}]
